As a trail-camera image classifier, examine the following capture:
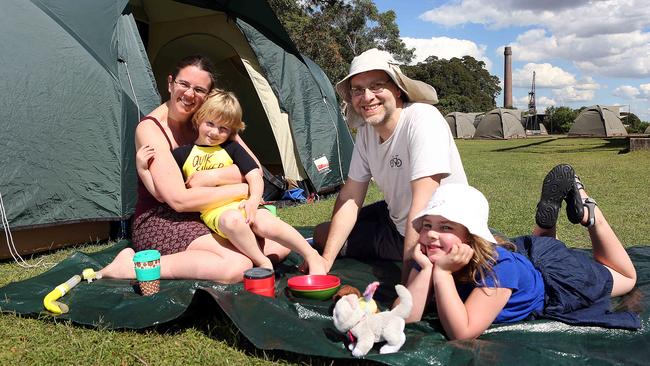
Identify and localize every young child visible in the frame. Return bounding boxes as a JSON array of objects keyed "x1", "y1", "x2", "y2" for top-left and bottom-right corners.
[
  {"x1": 137, "y1": 89, "x2": 326, "y2": 275},
  {"x1": 405, "y1": 164, "x2": 639, "y2": 340}
]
